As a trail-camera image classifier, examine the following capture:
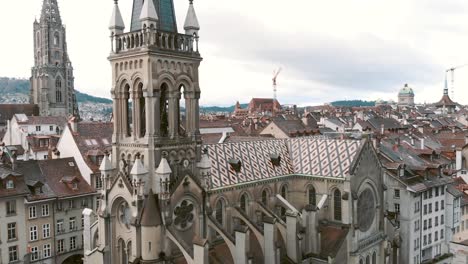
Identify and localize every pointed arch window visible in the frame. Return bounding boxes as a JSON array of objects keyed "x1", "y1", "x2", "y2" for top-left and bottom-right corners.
[
  {"x1": 366, "y1": 255, "x2": 370, "y2": 264},
  {"x1": 280, "y1": 185, "x2": 288, "y2": 218},
  {"x1": 334, "y1": 189, "x2": 342, "y2": 221},
  {"x1": 372, "y1": 252, "x2": 376, "y2": 264},
  {"x1": 308, "y1": 186, "x2": 316, "y2": 206},
  {"x1": 136, "y1": 82, "x2": 145, "y2": 138},
  {"x1": 124, "y1": 84, "x2": 132, "y2": 137},
  {"x1": 261, "y1": 190, "x2": 268, "y2": 205},
  {"x1": 178, "y1": 85, "x2": 187, "y2": 136},
  {"x1": 55, "y1": 77, "x2": 62, "y2": 103},
  {"x1": 240, "y1": 194, "x2": 248, "y2": 213},
  {"x1": 53, "y1": 32, "x2": 60, "y2": 47},
  {"x1": 281, "y1": 185, "x2": 288, "y2": 199},
  {"x1": 160, "y1": 84, "x2": 169, "y2": 137},
  {"x1": 215, "y1": 199, "x2": 224, "y2": 225}
]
